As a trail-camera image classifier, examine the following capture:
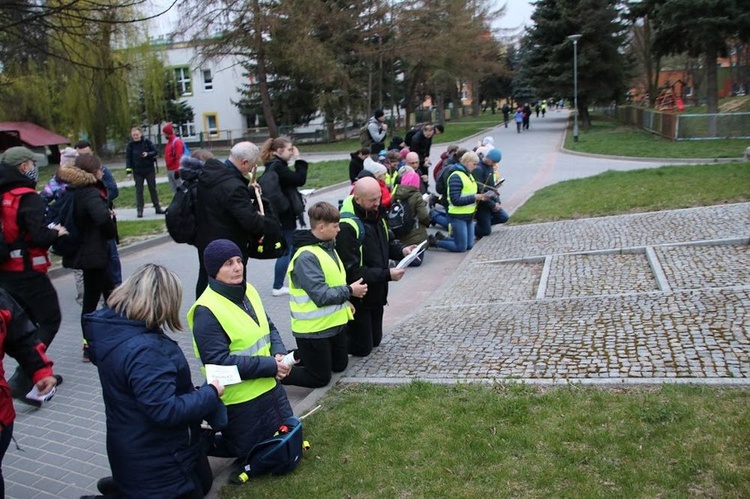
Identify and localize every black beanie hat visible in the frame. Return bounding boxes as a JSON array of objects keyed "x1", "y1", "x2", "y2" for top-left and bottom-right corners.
[
  {"x1": 204, "y1": 239, "x2": 242, "y2": 278},
  {"x1": 374, "y1": 109, "x2": 385, "y2": 119}
]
